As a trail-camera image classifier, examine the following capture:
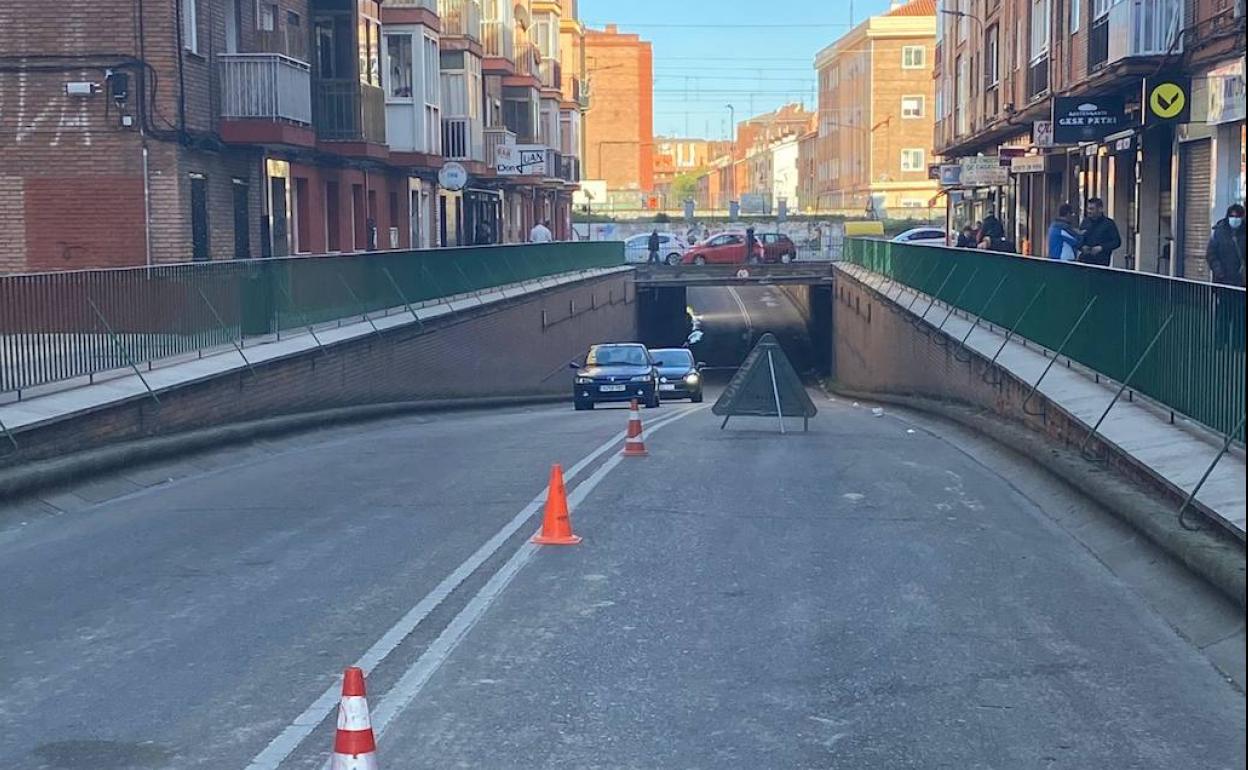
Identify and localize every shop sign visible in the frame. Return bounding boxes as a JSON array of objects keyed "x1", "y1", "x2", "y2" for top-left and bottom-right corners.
[
  {"x1": 1033, "y1": 120, "x2": 1055, "y2": 148},
  {"x1": 938, "y1": 164, "x2": 962, "y2": 187},
  {"x1": 495, "y1": 145, "x2": 549, "y2": 176},
  {"x1": 1052, "y1": 96, "x2": 1126, "y2": 144},
  {"x1": 1207, "y1": 60, "x2": 1246, "y2": 125},
  {"x1": 437, "y1": 161, "x2": 468, "y2": 191},
  {"x1": 959, "y1": 156, "x2": 1009, "y2": 187},
  {"x1": 1143, "y1": 76, "x2": 1192, "y2": 125},
  {"x1": 1010, "y1": 155, "x2": 1047, "y2": 174},
  {"x1": 1108, "y1": 133, "x2": 1136, "y2": 154}
]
